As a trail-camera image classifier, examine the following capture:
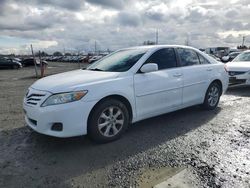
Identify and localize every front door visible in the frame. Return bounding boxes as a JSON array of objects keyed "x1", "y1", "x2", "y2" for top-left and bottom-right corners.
[{"x1": 134, "y1": 48, "x2": 183, "y2": 120}]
